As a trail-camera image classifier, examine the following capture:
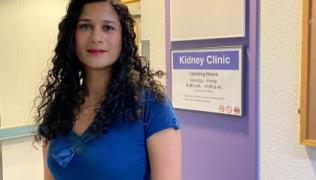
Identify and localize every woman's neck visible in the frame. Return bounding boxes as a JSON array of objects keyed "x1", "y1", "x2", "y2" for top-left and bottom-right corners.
[{"x1": 83, "y1": 67, "x2": 112, "y2": 101}]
